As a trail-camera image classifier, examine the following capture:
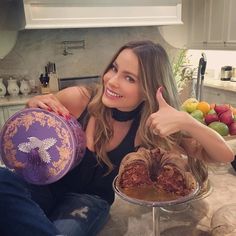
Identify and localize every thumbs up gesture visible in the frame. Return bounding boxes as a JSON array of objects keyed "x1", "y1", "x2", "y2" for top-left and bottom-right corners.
[{"x1": 146, "y1": 87, "x2": 185, "y2": 137}]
